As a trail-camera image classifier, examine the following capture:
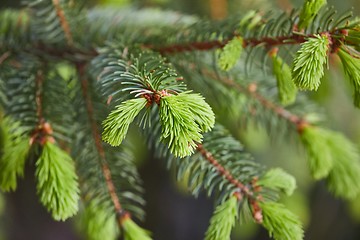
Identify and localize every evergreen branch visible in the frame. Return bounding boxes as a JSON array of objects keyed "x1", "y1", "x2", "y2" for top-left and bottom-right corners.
[
  {"x1": 78, "y1": 64, "x2": 150, "y2": 239},
  {"x1": 202, "y1": 69, "x2": 309, "y2": 131},
  {"x1": 196, "y1": 144, "x2": 253, "y2": 199},
  {"x1": 51, "y1": 0, "x2": 74, "y2": 46},
  {"x1": 78, "y1": 64, "x2": 124, "y2": 218},
  {"x1": 152, "y1": 30, "x2": 350, "y2": 55},
  {"x1": 195, "y1": 143, "x2": 263, "y2": 223}
]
